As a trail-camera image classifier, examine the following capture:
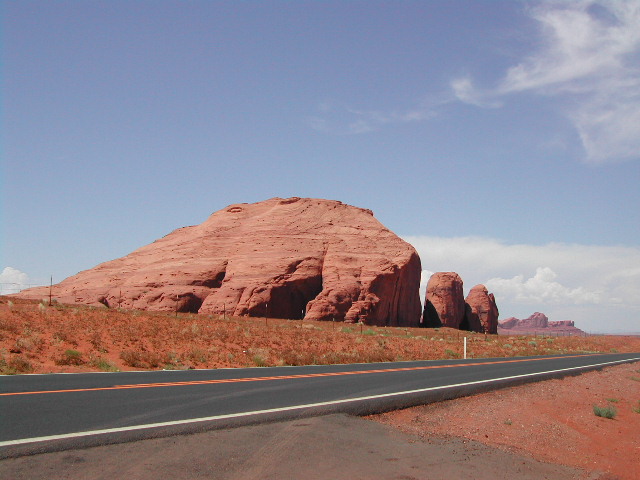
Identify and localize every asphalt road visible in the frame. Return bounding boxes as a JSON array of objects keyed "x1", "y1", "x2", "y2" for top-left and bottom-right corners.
[{"x1": 1, "y1": 353, "x2": 639, "y2": 457}]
